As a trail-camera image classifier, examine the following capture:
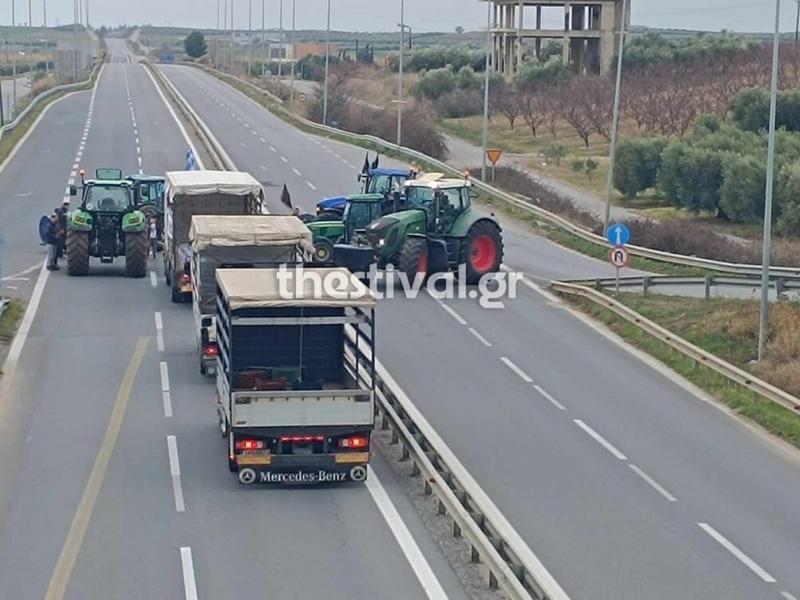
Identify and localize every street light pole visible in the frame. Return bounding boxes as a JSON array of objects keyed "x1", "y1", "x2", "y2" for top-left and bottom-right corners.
[
  {"x1": 322, "y1": 0, "x2": 331, "y2": 125},
  {"x1": 481, "y1": 0, "x2": 491, "y2": 181},
  {"x1": 603, "y1": 0, "x2": 628, "y2": 234},
  {"x1": 28, "y1": 0, "x2": 33, "y2": 98},
  {"x1": 396, "y1": 0, "x2": 404, "y2": 147},
  {"x1": 216, "y1": 0, "x2": 220, "y2": 66},
  {"x1": 278, "y1": 0, "x2": 283, "y2": 78},
  {"x1": 42, "y1": 0, "x2": 46, "y2": 27},
  {"x1": 289, "y1": 0, "x2": 296, "y2": 109},
  {"x1": 758, "y1": 0, "x2": 782, "y2": 362},
  {"x1": 12, "y1": 0, "x2": 17, "y2": 119},
  {"x1": 230, "y1": 0, "x2": 235, "y2": 72},
  {"x1": 261, "y1": 0, "x2": 265, "y2": 76}
]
